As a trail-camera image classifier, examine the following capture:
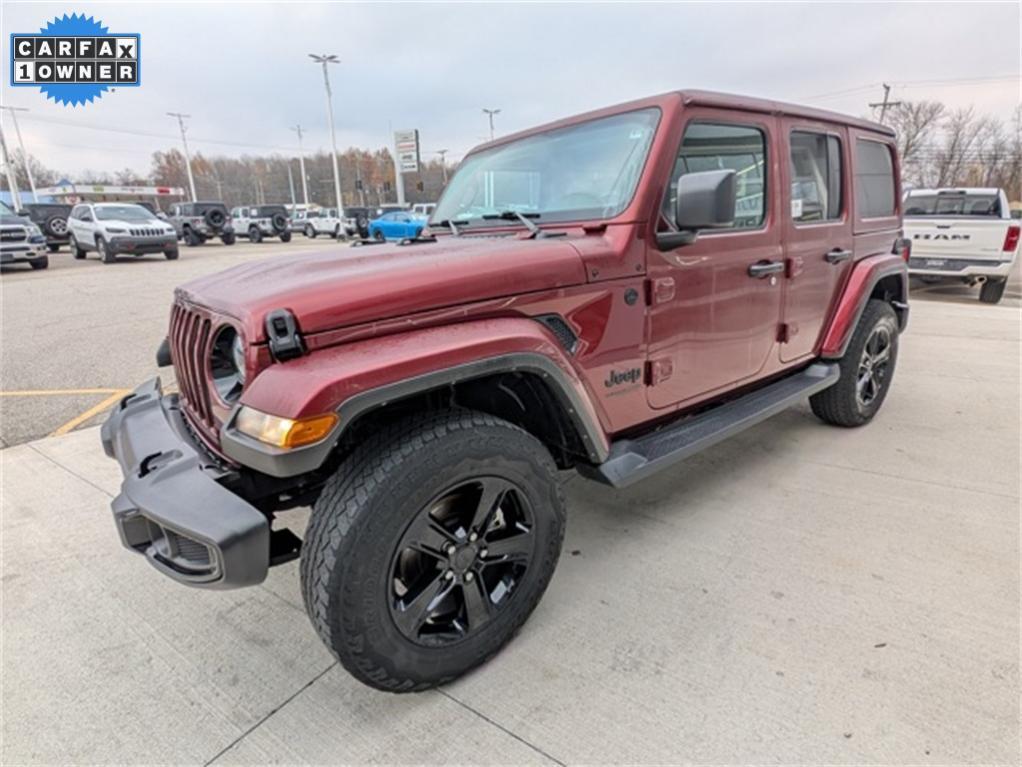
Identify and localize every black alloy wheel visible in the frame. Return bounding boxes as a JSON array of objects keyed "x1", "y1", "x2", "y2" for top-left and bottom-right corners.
[
  {"x1": 389, "y1": 477, "x2": 536, "y2": 647},
  {"x1": 855, "y1": 324, "x2": 892, "y2": 409}
]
